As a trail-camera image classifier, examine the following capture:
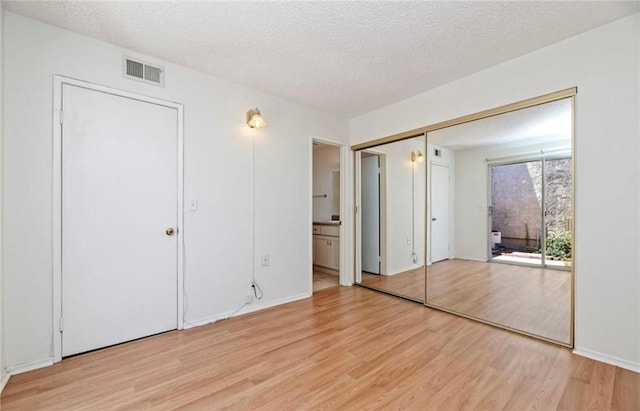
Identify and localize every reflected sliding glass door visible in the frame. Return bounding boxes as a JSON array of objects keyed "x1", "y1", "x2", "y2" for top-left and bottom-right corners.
[
  {"x1": 543, "y1": 158, "x2": 573, "y2": 269},
  {"x1": 490, "y1": 157, "x2": 571, "y2": 269}
]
